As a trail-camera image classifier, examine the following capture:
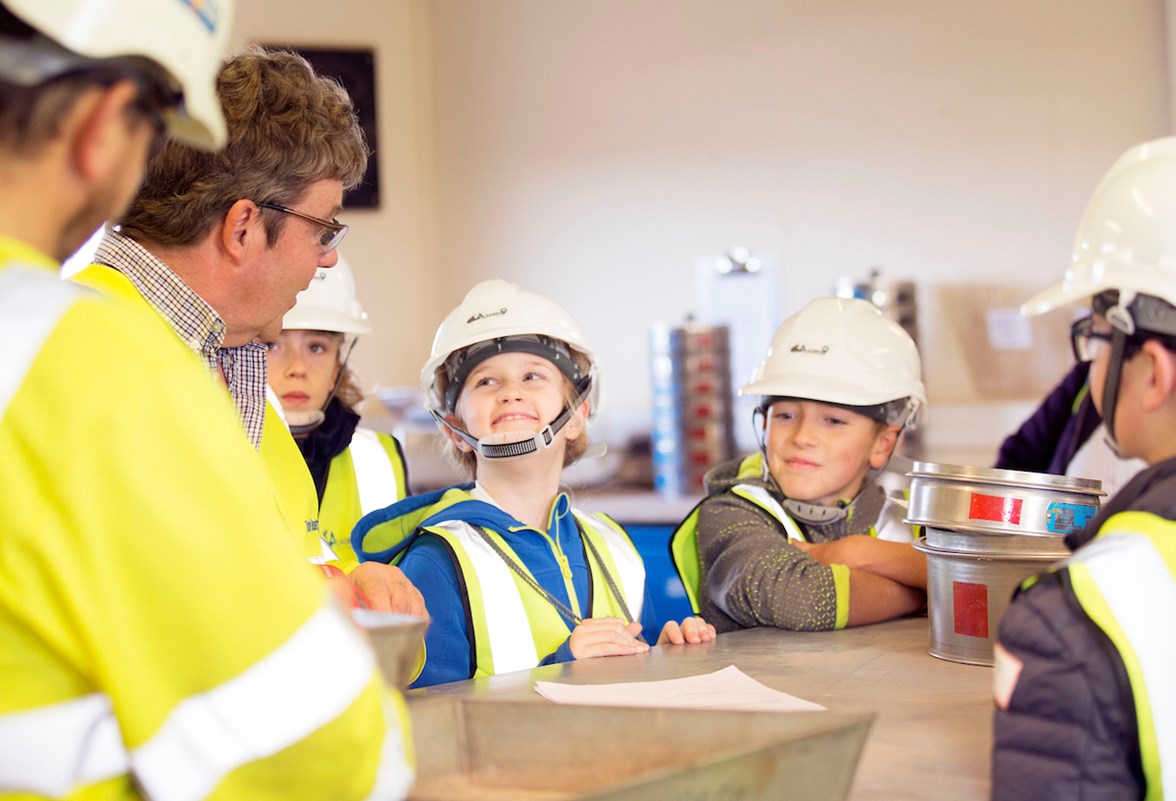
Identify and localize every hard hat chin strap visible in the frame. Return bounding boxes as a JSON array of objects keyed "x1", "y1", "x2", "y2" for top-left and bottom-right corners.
[
  {"x1": 287, "y1": 409, "x2": 327, "y2": 435},
  {"x1": 1099, "y1": 328, "x2": 1129, "y2": 455},
  {"x1": 752, "y1": 400, "x2": 917, "y2": 526},
  {"x1": 434, "y1": 374, "x2": 593, "y2": 461}
]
